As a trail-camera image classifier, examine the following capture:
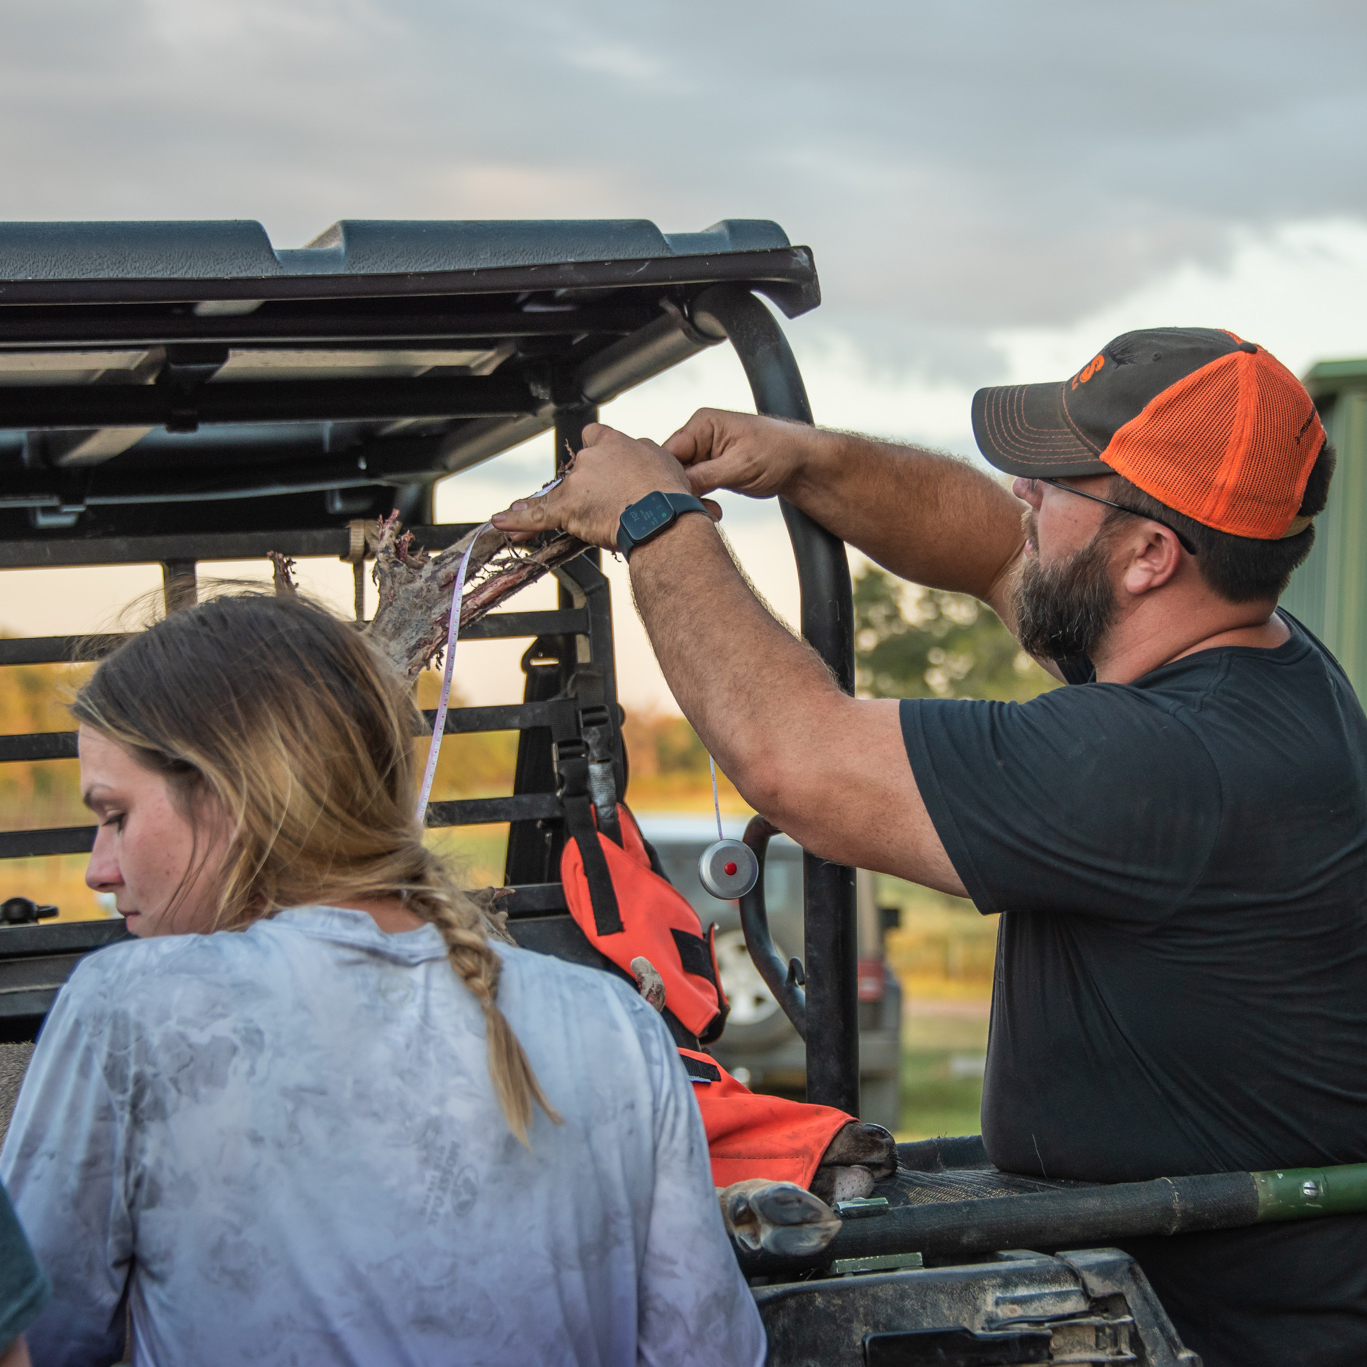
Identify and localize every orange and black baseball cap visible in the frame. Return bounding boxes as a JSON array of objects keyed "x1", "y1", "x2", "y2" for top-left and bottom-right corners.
[{"x1": 971, "y1": 327, "x2": 1326, "y2": 540}]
